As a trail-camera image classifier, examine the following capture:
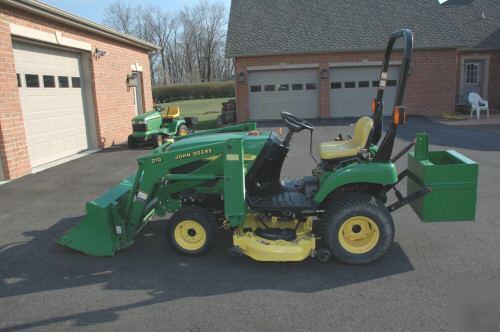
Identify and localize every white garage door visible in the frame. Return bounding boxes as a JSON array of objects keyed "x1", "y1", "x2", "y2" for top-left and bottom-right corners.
[
  {"x1": 13, "y1": 42, "x2": 88, "y2": 168},
  {"x1": 330, "y1": 65, "x2": 400, "y2": 117},
  {"x1": 248, "y1": 69, "x2": 319, "y2": 120}
]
